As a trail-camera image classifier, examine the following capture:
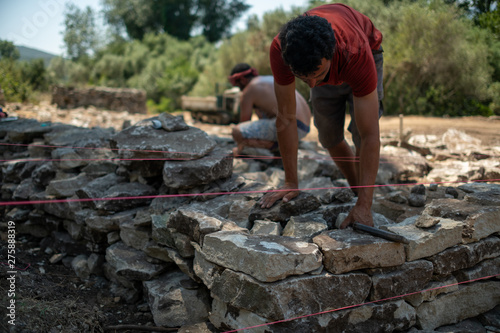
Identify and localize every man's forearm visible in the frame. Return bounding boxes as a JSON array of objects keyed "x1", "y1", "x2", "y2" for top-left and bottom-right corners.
[
  {"x1": 356, "y1": 135, "x2": 380, "y2": 208},
  {"x1": 276, "y1": 114, "x2": 299, "y2": 186}
]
